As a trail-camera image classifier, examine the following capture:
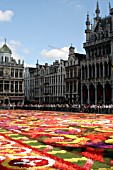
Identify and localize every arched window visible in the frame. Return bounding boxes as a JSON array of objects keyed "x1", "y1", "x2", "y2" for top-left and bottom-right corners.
[
  {"x1": 92, "y1": 64, "x2": 95, "y2": 78},
  {"x1": 104, "y1": 61, "x2": 108, "y2": 76},
  {"x1": 100, "y1": 62, "x2": 103, "y2": 77},
  {"x1": 96, "y1": 63, "x2": 99, "y2": 78},
  {"x1": 89, "y1": 64, "x2": 91, "y2": 78}
]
